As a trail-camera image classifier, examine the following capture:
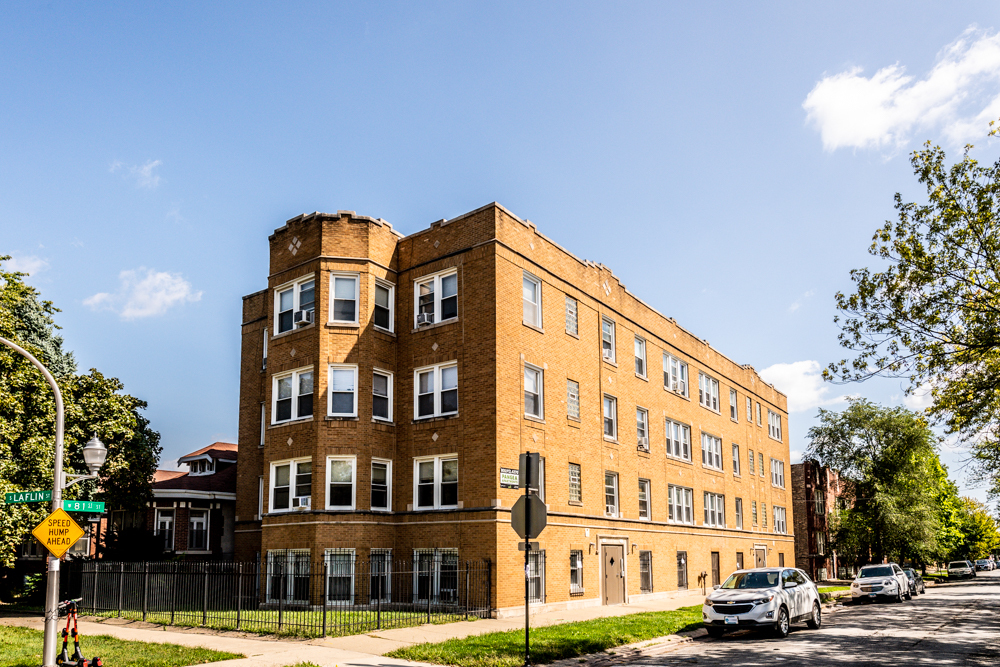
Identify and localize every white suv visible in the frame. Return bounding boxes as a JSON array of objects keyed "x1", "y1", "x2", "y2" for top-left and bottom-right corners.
[
  {"x1": 703, "y1": 567, "x2": 822, "y2": 639},
  {"x1": 850, "y1": 563, "x2": 910, "y2": 602}
]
